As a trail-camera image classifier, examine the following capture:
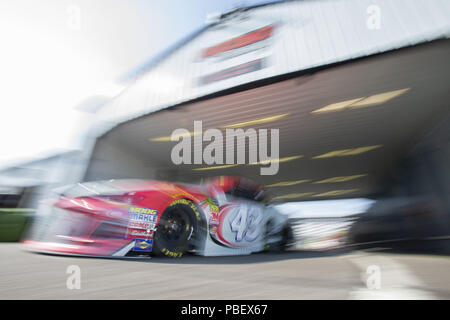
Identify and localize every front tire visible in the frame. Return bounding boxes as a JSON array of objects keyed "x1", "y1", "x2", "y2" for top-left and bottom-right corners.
[{"x1": 152, "y1": 199, "x2": 199, "y2": 258}]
